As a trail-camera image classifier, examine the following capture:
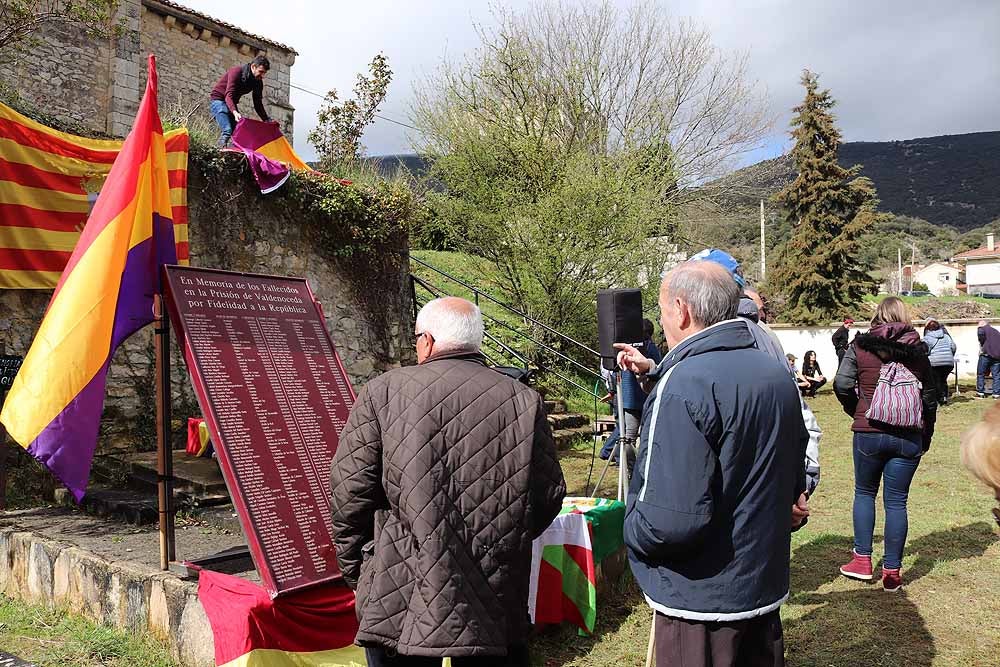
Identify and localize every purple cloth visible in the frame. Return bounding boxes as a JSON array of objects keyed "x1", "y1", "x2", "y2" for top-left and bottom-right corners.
[{"x1": 228, "y1": 119, "x2": 291, "y2": 194}]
